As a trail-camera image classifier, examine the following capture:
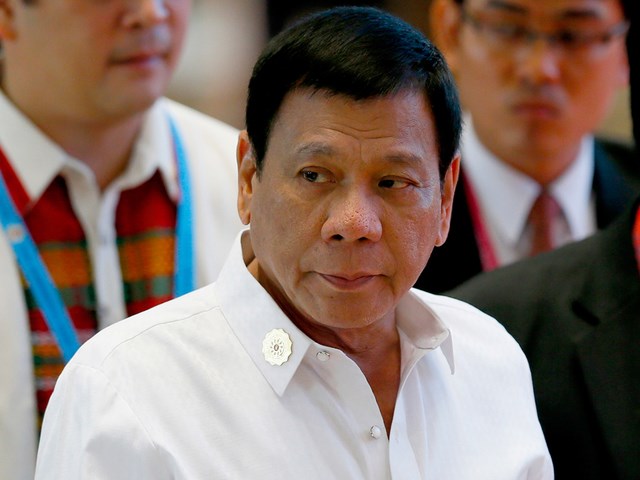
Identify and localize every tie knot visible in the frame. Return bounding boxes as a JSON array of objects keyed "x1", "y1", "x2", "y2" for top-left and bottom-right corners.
[{"x1": 530, "y1": 191, "x2": 560, "y2": 221}]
